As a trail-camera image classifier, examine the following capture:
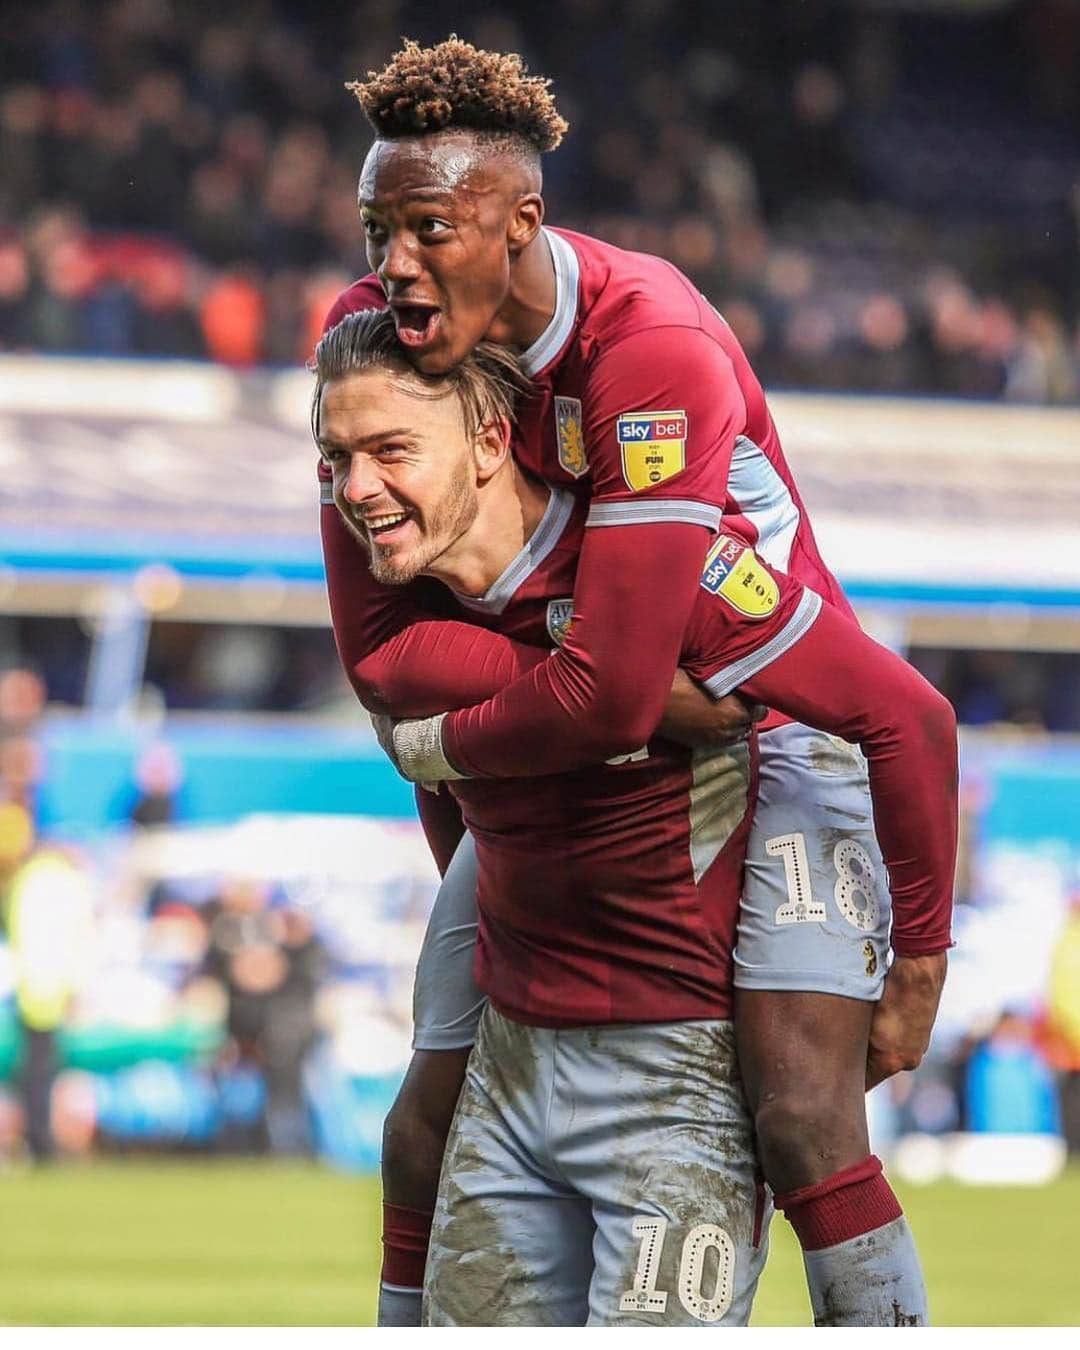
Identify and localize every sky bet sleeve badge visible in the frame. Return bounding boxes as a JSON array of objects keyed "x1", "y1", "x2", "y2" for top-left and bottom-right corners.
[
  {"x1": 555, "y1": 396, "x2": 588, "y2": 478},
  {"x1": 701, "y1": 534, "x2": 779, "y2": 618},
  {"x1": 617, "y1": 410, "x2": 688, "y2": 491}
]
